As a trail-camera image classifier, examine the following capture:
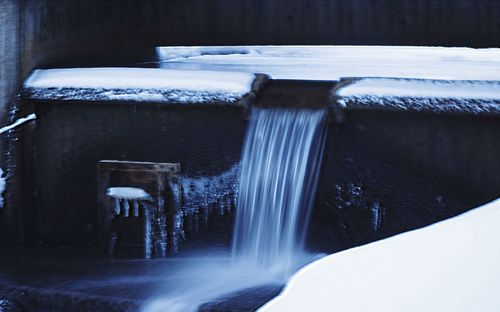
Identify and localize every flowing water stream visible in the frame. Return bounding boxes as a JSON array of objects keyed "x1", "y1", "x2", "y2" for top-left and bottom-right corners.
[
  {"x1": 232, "y1": 108, "x2": 327, "y2": 277},
  {"x1": 144, "y1": 108, "x2": 327, "y2": 311}
]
